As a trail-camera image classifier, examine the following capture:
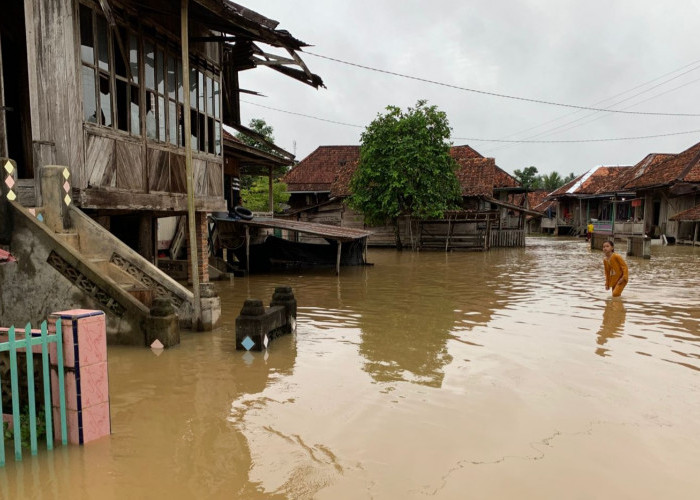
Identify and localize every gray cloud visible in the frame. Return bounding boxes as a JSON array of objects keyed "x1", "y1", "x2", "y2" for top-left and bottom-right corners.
[{"x1": 239, "y1": 0, "x2": 700, "y2": 176}]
